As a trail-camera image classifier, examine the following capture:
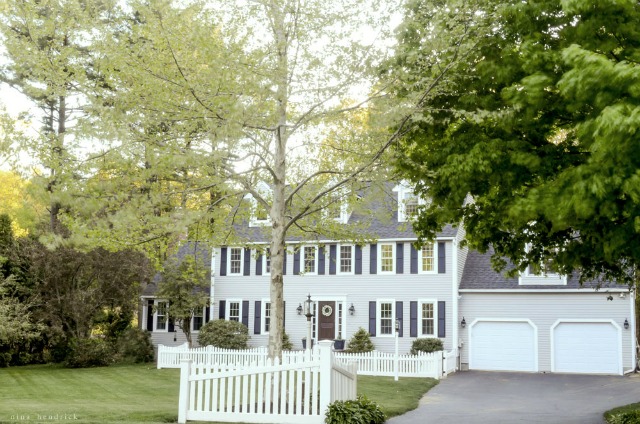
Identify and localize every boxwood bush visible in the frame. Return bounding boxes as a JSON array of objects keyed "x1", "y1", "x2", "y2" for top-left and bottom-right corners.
[
  {"x1": 410, "y1": 338, "x2": 443, "y2": 355},
  {"x1": 325, "y1": 395, "x2": 386, "y2": 424},
  {"x1": 198, "y1": 319, "x2": 249, "y2": 349}
]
